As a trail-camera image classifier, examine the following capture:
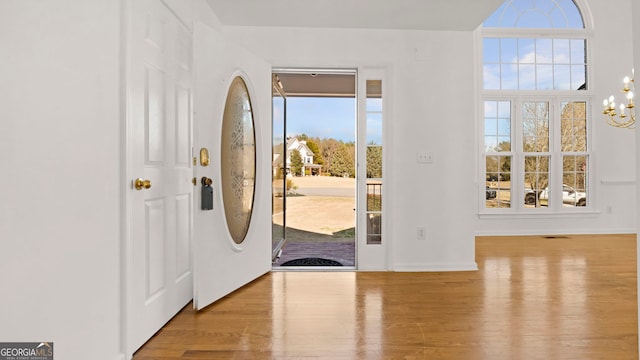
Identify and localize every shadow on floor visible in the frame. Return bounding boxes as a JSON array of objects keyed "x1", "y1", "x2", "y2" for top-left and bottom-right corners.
[{"x1": 272, "y1": 225, "x2": 355, "y2": 267}]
